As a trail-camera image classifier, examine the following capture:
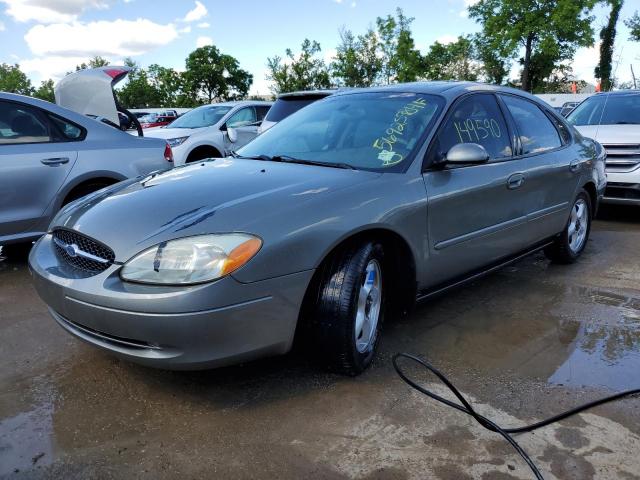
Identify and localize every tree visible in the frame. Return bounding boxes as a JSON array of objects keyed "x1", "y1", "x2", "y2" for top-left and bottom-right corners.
[
  {"x1": 332, "y1": 27, "x2": 382, "y2": 87},
  {"x1": 184, "y1": 45, "x2": 253, "y2": 102},
  {"x1": 75, "y1": 56, "x2": 110, "y2": 71},
  {"x1": 596, "y1": 0, "x2": 623, "y2": 91},
  {"x1": 469, "y1": 0, "x2": 597, "y2": 92},
  {"x1": 624, "y1": 11, "x2": 640, "y2": 41},
  {"x1": 117, "y1": 68, "x2": 162, "y2": 108},
  {"x1": 423, "y1": 36, "x2": 480, "y2": 81},
  {"x1": 148, "y1": 64, "x2": 184, "y2": 106},
  {"x1": 375, "y1": 8, "x2": 423, "y2": 83},
  {"x1": 33, "y1": 79, "x2": 55, "y2": 102},
  {"x1": 473, "y1": 34, "x2": 511, "y2": 84},
  {"x1": 0, "y1": 63, "x2": 34, "y2": 95},
  {"x1": 266, "y1": 39, "x2": 331, "y2": 94}
]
